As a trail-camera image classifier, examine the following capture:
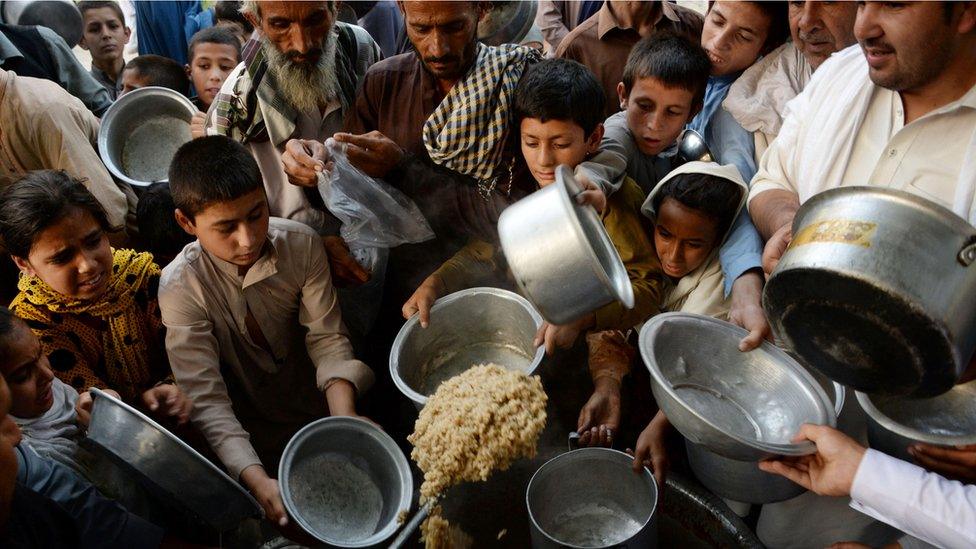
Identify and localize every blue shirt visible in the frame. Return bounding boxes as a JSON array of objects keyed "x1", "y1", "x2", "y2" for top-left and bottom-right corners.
[
  {"x1": 689, "y1": 74, "x2": 764, "y2": 295},
  {"x1": 135, "y1": 1, "x2": 212, "y2": 67}
]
